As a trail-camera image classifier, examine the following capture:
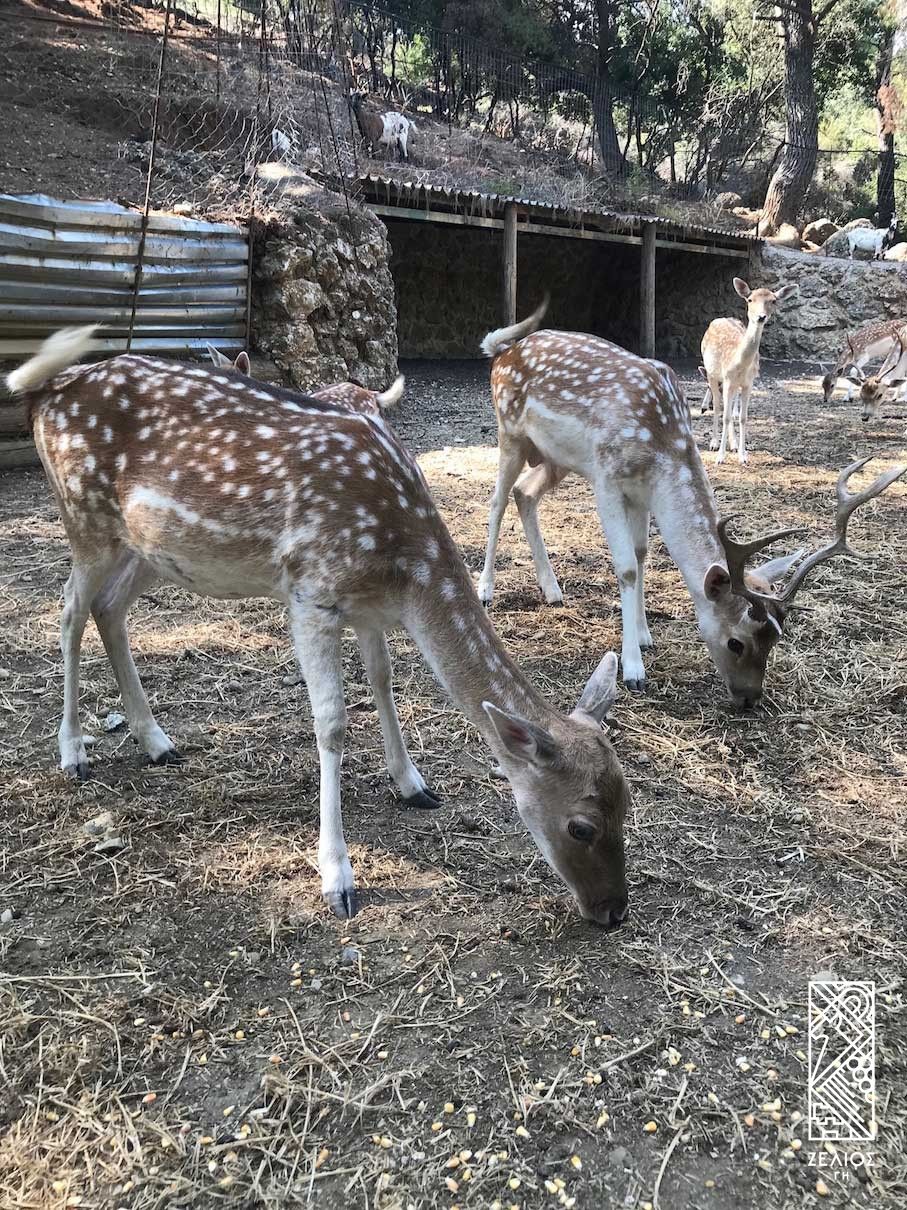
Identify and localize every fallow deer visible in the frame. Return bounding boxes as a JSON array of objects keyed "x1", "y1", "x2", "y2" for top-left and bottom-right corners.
[
  {"x1": 844, "y1": 329, "x2": 907, "y2": 421},
  {"x1": 701, "y1": 278, "x2": 798, "y2": 464},
  {"x1": 477, "y1": 306, "x2": 905, "y2": 701},
  {"x1": 7, "y1": 327, "x2": 631, "y2": 927},
  {"x1": 205, "y1": 344, "x2": 405, "y2": 418},
  {"x1": 821, "y1": 319, "x2": 907, "y2": 404}
]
